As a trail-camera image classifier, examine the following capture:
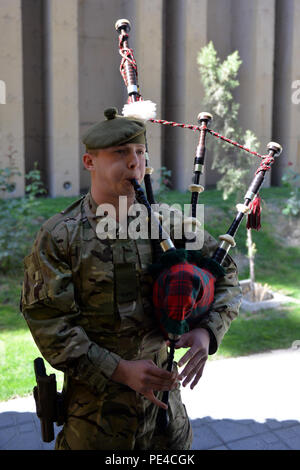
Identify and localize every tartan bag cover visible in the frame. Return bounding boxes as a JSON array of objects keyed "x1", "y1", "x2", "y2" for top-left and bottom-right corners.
[{"x1": 152, "y1": 261, "x2": 216, "y2": 337}]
